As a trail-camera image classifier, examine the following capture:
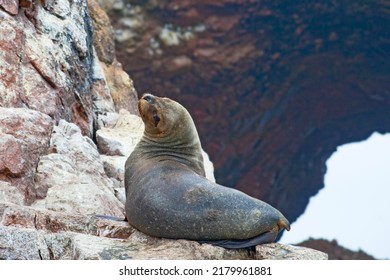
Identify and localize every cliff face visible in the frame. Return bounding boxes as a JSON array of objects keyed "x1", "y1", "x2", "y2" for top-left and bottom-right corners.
[
  {"x1": 106, "y1": 0, "x2": 390, "y2": 223},
  {"x1": 1, "y1": 0, "x2": 95, "y2": 205},
  {"x1": 298, "y1": 238, "x2": 376, "y2": 260},
  {"x1": 1, "y1": 0, "x2": 96, "y2": 135},
  {"x1": 0, "y1": 0, "x2": 136, "y2": 205}
]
